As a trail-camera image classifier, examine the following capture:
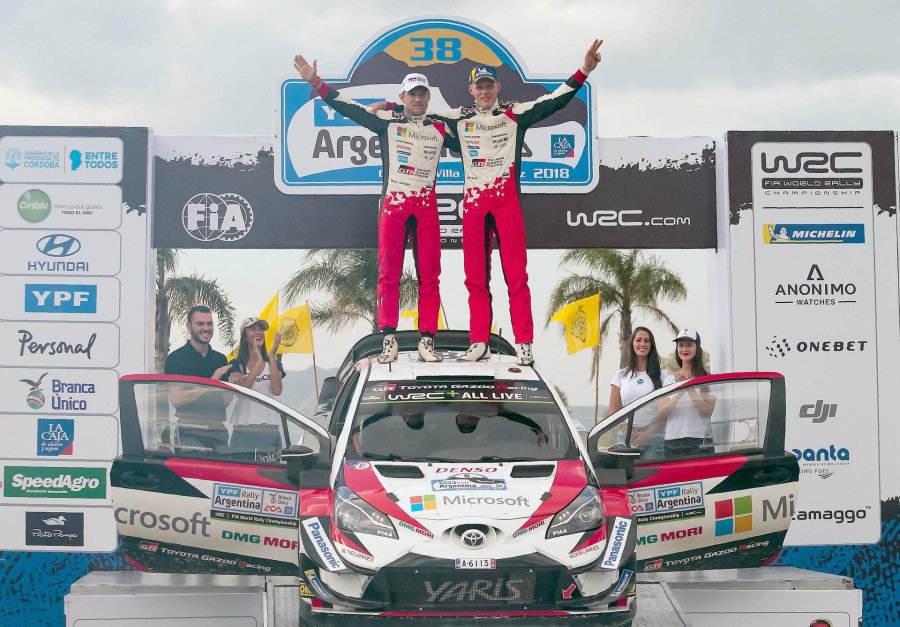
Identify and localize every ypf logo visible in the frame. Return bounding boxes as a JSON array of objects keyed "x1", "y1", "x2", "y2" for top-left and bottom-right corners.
[{"x1": 182, "y1": 193, "x2": 254, "y2": 242}]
